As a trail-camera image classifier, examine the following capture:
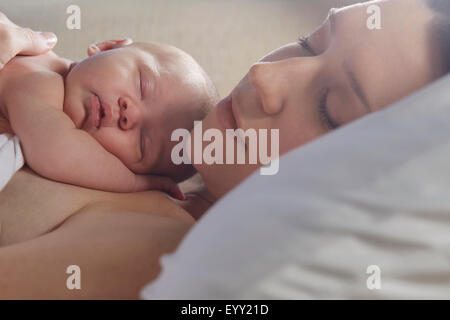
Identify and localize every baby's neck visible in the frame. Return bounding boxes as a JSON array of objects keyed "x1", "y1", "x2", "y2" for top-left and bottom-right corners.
[{"x1": 43, "y1": 51, "x2": 74, "y2": 79}]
